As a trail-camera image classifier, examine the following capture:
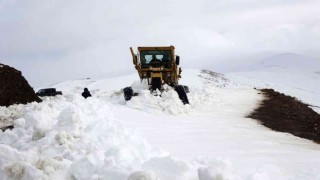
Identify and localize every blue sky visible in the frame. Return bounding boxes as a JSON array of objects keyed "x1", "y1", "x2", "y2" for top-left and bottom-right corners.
[{"x1": 1, "y1": 0, "x2": 320, "y2": 87}]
